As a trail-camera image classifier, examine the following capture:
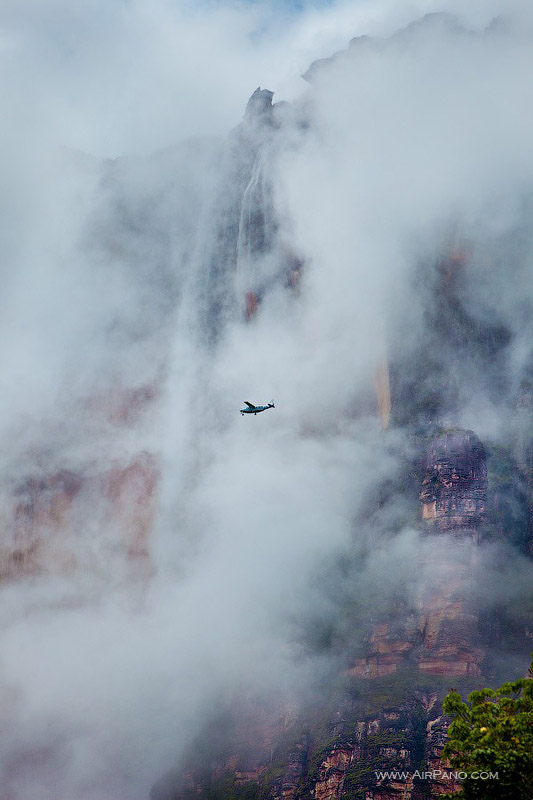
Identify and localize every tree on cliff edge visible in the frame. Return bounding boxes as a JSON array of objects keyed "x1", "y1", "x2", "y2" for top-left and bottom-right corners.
[{"x1": 442, "y1": 659, "x2": 533, "y2": 799}]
